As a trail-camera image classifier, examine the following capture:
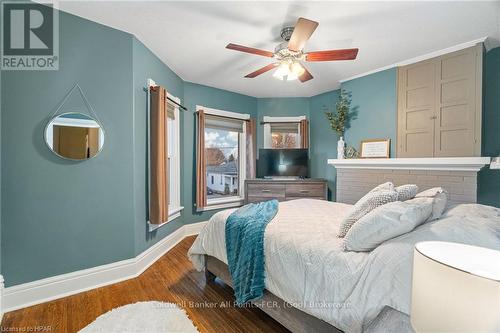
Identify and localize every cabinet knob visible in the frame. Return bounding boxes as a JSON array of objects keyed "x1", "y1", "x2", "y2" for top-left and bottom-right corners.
[
  {"x1": 261, "y1": 189, "x2": 271, "y2": 193},
  {"x1": 430, "y1": 115, "x2": 437, "y2": 120}
]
